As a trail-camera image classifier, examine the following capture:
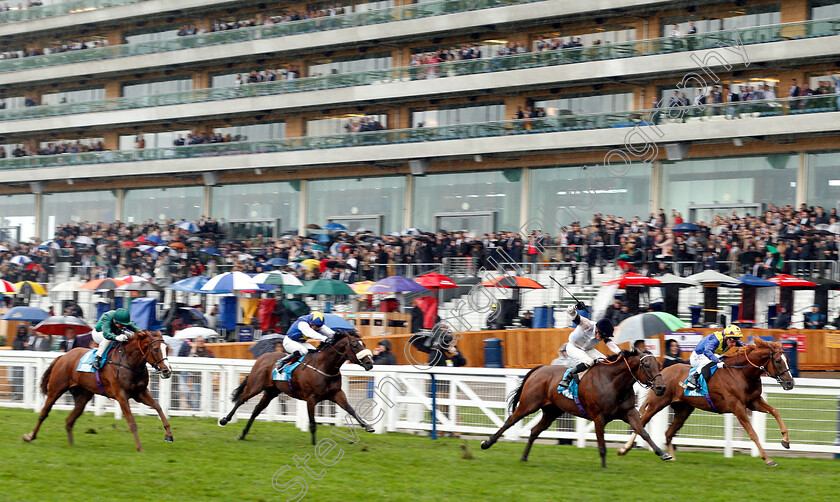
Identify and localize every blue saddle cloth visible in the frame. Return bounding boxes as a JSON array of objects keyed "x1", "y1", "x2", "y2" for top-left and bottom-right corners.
[
  {"x1": 683, "y1": 364, "x2": 718, "y2": 397},
  {"x1": 76, "y1": 345, "x2": 116, "y2": 373},
  {"x1": 557, "y1": 368, "x2": 580, "y2": 400},
  {"x1": 272, "y1": 361, "x2": 301, "y2": 382}
]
